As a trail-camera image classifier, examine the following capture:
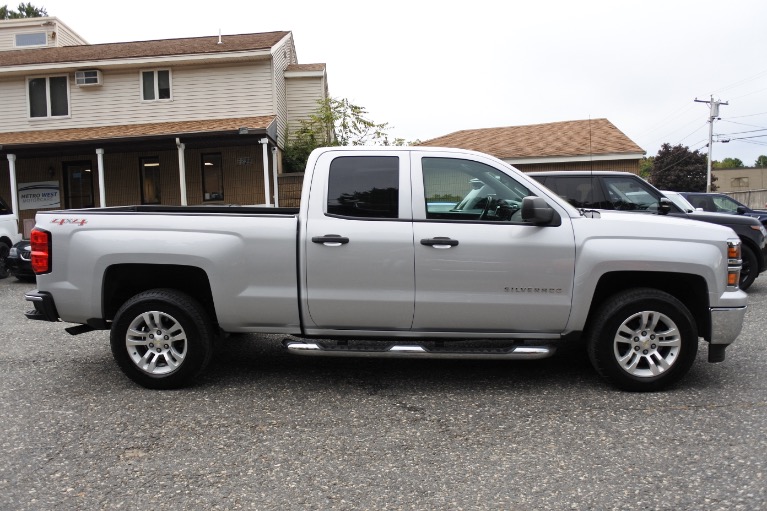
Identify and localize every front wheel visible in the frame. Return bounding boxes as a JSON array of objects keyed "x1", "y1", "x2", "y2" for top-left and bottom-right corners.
[
  {"x1": 110, "y1": 289, "x2": 214, "y2": 389},
  {"x1": 586, "y1": 288, "x2": 698, "y2": 392},
  {"x1": 739, "y1": 244, "x2": 758, "y2": 291}
]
